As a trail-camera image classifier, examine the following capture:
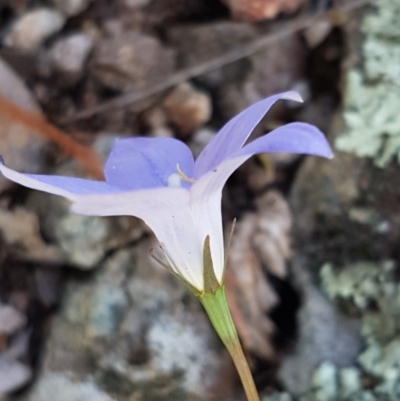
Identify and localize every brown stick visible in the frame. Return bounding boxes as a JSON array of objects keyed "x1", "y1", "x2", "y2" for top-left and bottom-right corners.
[
  {"x1": 0, "y1": 96, "x2": 104, "y2": 179},
  {"x1": 59, "y1": 0, "x2": 373, "y2": 124}
]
